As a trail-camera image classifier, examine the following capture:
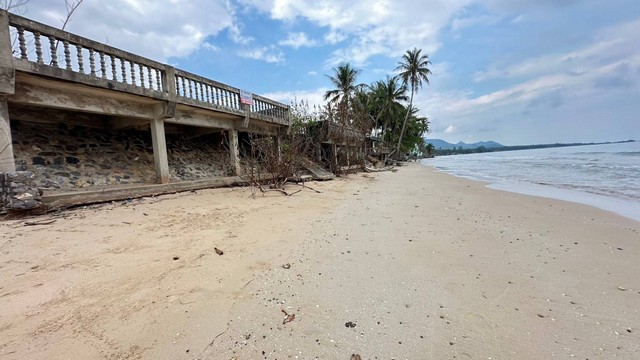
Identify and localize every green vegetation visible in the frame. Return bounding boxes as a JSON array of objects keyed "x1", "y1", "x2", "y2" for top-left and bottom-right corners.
[{"x1": 288, "y1": 49, "x2": 433, "y2": 159}]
